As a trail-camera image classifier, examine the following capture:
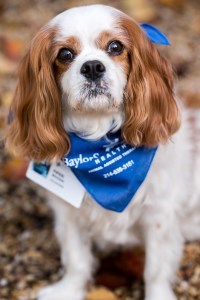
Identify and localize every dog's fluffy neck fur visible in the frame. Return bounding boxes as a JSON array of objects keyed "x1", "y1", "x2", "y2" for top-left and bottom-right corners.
[{"x1": 63, "y1": 110, "x2": 124, "y2": 140}]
